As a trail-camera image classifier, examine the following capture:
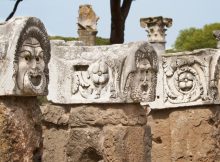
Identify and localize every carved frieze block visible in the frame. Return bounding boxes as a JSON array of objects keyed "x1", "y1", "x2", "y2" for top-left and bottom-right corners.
[
  {"x1": 160, "y1": 49, "x2": 220, "y2": 108},
  {"x1": 48, "y1": 41, "x2": 158, "y2": 104},
  {"x1": 0, "y1": 17, "x2": 50, "y2": 96}
]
